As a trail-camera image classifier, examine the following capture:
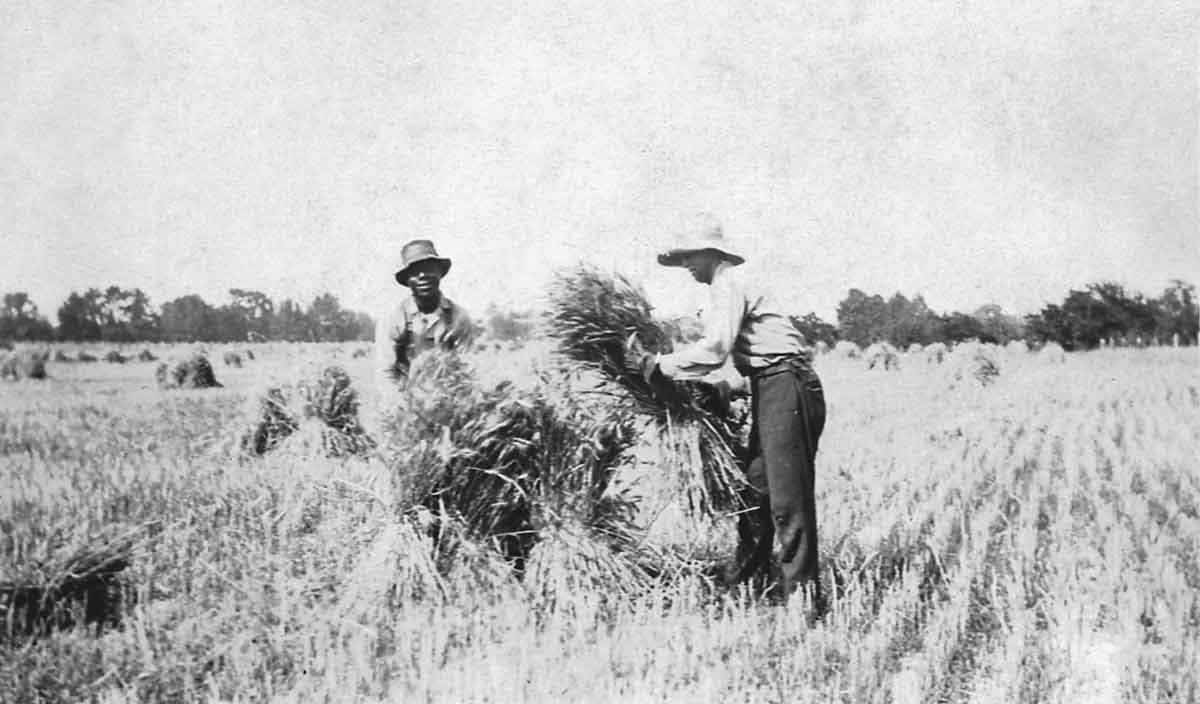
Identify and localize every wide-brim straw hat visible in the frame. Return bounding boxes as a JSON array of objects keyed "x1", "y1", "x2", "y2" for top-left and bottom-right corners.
[
  {"x1": 395, "y1": 239, "x2": 452, "y2": 286},
  {"x1": 656, "y1": 217, "x2": 745, "y2": 267}
]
